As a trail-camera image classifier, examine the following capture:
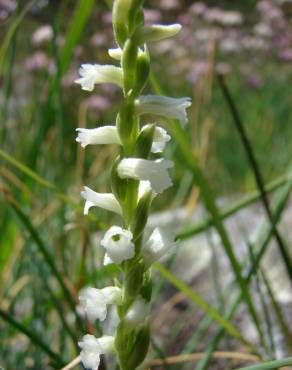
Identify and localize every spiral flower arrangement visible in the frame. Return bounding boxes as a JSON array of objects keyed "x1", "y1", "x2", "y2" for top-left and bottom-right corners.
[{"x1": 75, "y1": 1, "x2": 191, "y2": 369}]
